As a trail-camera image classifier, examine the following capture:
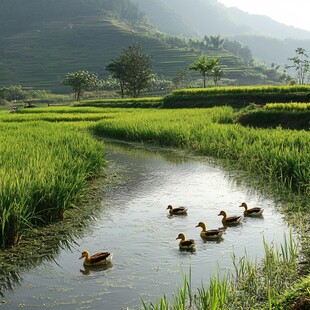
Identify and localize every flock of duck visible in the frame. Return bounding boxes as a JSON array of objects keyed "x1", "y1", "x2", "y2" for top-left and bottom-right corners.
[
  {"x1": 173, "y1": 202, "x2": 264, "y2": 250},
  {"x1": 79, "y1": 202, "x2": 264, "y2": 266}
]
